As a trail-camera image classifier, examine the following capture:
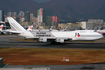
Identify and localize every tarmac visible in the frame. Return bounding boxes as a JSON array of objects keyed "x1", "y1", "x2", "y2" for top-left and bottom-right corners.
[
  {"x1": 0, "y1": 35, "x2": 105, "y2": 70},
  {"x1": 6, "y1": 64, "x2": 105, "y2": 70},
  {"x1": 0, "y1": 35, "x2": 105, "y2": 49}
]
